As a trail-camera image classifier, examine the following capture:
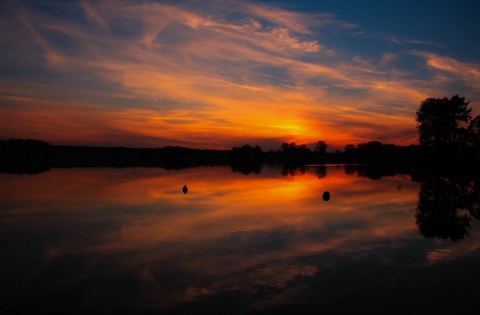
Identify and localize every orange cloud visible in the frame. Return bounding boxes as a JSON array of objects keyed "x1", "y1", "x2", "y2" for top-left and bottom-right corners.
[
  {"x1": 412, "y1": 51, "x2": 480, "y2": 90},
  {"x1": 1, "y1": 0, "x2": 479, "y2": 149}
]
